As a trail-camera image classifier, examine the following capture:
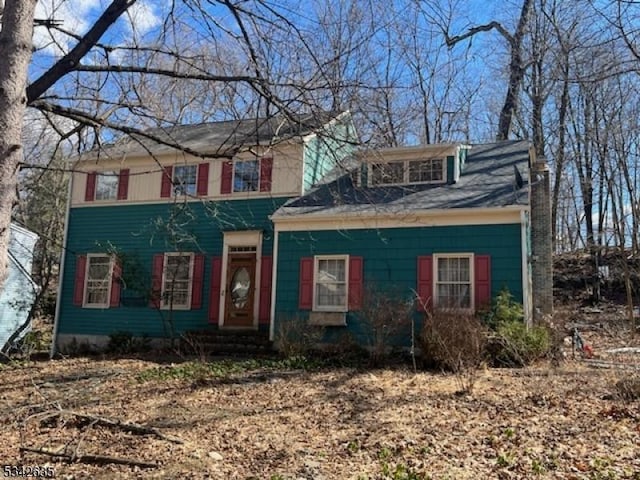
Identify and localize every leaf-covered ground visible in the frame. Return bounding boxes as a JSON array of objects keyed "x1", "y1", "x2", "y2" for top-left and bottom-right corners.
[{"x1": 1, "y1": 349, "x2": 639, "y2": 480}]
